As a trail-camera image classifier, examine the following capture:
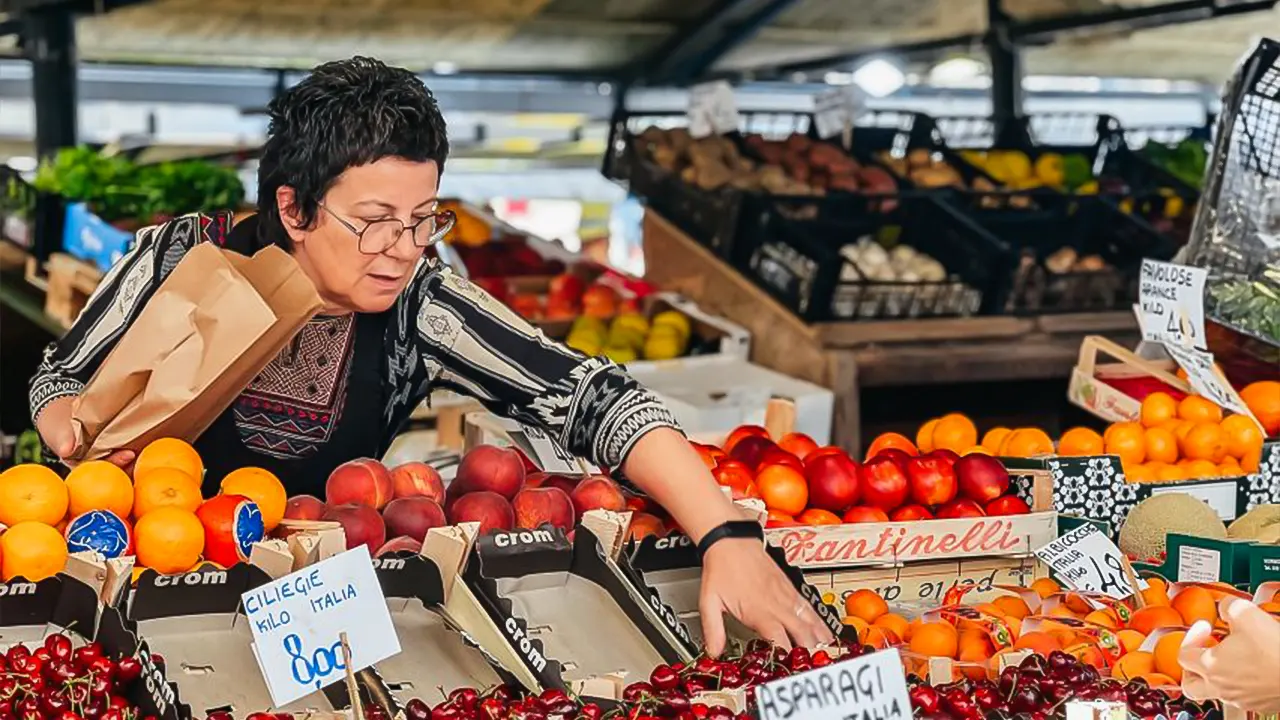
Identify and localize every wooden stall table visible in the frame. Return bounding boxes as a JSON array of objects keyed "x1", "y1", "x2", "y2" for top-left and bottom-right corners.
[{"x1": 641, "y1": 211, "x2": 1141, "y2": 455}]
